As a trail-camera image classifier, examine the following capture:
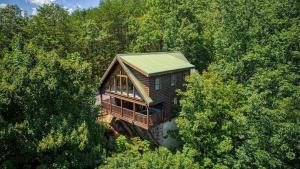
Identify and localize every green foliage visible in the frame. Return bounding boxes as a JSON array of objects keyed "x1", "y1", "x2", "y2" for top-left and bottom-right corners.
[
  {"x1": 1, "y1": 0, "x2": 299, "y2": 168},
  {"x1": 178, "y1": 72, "x2": 247, "y2": 168},
  {"x1": 129, "y1": 0, "x2": 211, "y2": 70},
  {"x1": 0, "y1": 5, "x2": 27, "y2": 58},
  {"x1": 177, "y1": 0, "x2": 300, "y2": 168},
  {"x1": 26, "y1": 4, "x2": 74, "y2": 57},
  {"x1": 70, "y1": 0, "x2": 147, "y2": 77},
  {"x1": 100, "y1": 136, "x2": 200, "y2": 169},
  {"x1": 0, "y1": 47, "x2": 108, "y2": 168}
]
